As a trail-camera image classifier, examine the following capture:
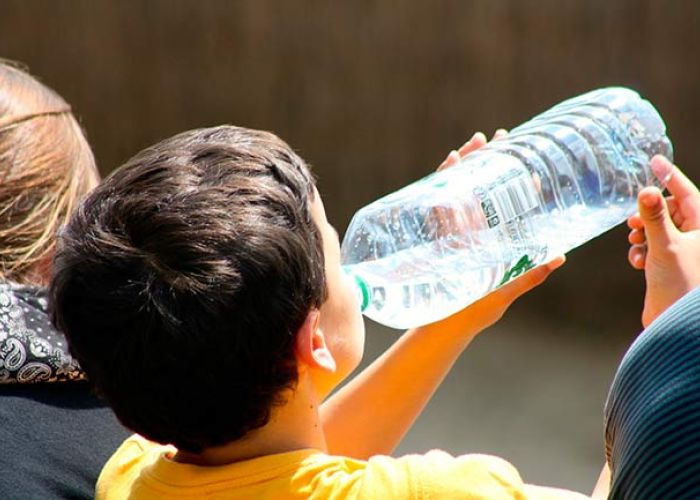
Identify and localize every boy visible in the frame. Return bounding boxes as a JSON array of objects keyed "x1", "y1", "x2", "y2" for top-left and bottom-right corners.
[{"x1": 51, "y1": 125, "x2": 588, "y2": 498}]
